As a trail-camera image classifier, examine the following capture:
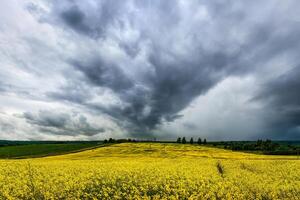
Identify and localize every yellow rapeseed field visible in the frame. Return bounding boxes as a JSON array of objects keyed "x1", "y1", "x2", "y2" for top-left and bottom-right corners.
[{"x1": 0, "y1": 143, "x2": 299, "y2": 200}]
